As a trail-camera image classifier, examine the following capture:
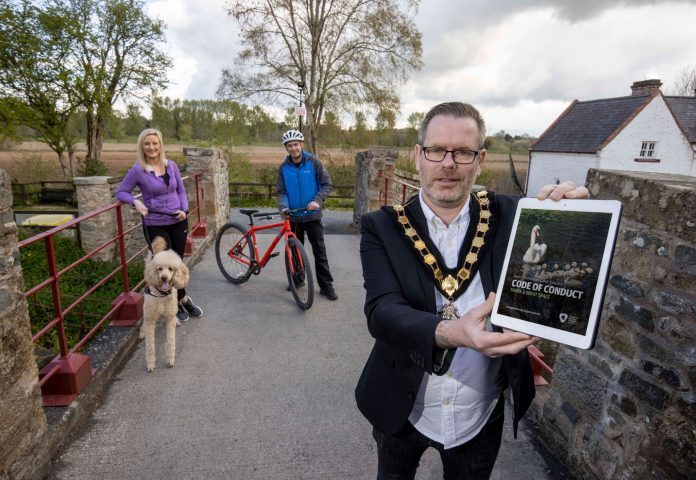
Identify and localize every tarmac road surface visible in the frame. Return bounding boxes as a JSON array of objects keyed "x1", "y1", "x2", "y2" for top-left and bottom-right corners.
[{"x1": 49, "y1": 218, "x2": 566, "y2": 479}]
